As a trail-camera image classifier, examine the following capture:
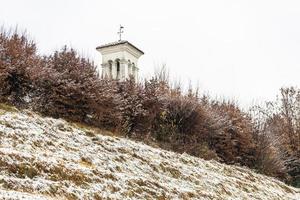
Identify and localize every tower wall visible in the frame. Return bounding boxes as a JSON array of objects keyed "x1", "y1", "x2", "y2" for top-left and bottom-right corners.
[{"x1": 97, "y1": 41, "x2": 144, "y2": 82}]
